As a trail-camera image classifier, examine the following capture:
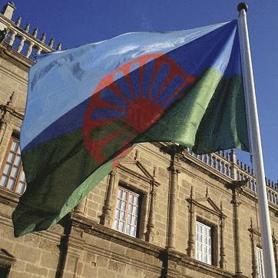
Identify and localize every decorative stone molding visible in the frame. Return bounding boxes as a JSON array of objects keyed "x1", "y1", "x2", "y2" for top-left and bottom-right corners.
[
  {"x1": 0, "y1": 1, "x2": 61, "y2": 61},
  {"x1": 74, "y1": 197, "x2": 87, "y2": 215},
  {"x1": 71, "y1": 213, "x2": 237, "y2": 278},
  {"x1": 273, "y1": 230, "x2": 278, "y2": 274},
  {"x1": 2, "y1": 2, "x2": 16, "y2": 20},
  {"x1": 100, "y1": 169, "x2": 118, "y2": 226},
  {"x1": 186, "y1": 187, "x2": 226, "y2": 218},
  {"x1": 230, "y1": 180, "x2": 248, "y2": 276},
  {"x1": 219, "y1": 202, "x2": 226, "y2": 269},
  {"x1": 248, "y1": 220, "x2": 278, "y2": 278},
  {"x1": 186, "y1": 187, "x2": 195, "y2": 257},
  {"x1": 0, "y1": 92, "x2": 15, "y2": 142},
  {"x1": 145, "y1": 167, "x2": 157, "y2": 242},
  {"x1": 186, "y1": 186, "x2": 226, "y2": 268},
  {"x1": 229, "y1": 149, "x2": 238, "y2": 180},
  {"x1": 164, "y1": 144, "x2": 182, "y2": 250},
  {"x1": 100, "y1": 151, "x2": 159, "y2": 242},
  {"x1": 248, "y1": 219, "x2": 258, "y2": 278},
  {"x1": 0, "y1": 248, "x2": 15, "y2": 267},
  {"x1": 165, "y1": 248, "x2": 236, "y2": 278}
]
